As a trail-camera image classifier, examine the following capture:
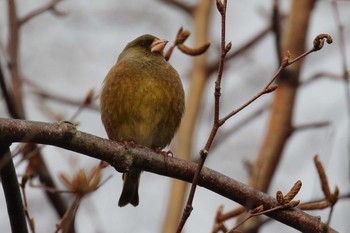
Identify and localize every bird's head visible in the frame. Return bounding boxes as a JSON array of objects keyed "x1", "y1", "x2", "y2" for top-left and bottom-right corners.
[{"x1": 118, "y1": 34, "x2": 168, "y2": 62}]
